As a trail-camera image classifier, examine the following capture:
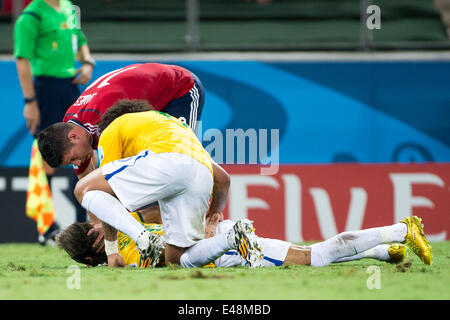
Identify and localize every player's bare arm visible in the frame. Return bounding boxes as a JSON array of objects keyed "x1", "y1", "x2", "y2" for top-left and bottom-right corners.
[
  {"x1": 102, "y1": 222, "x2": 125, "y2": 268},
  {"x1": 206, "y1": 161, "x2": 230, "y2": 238}
]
